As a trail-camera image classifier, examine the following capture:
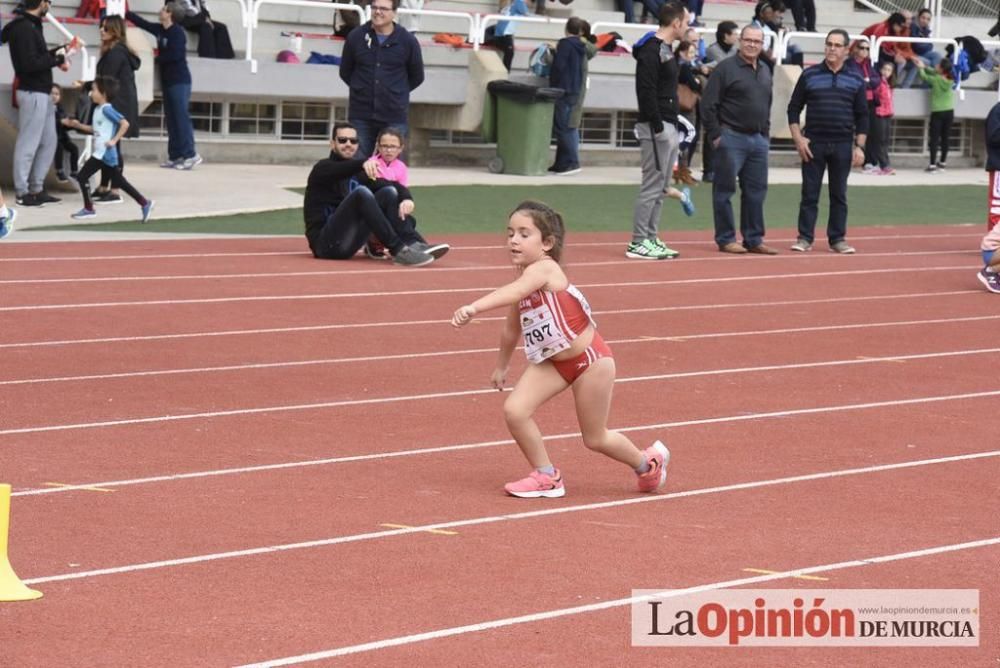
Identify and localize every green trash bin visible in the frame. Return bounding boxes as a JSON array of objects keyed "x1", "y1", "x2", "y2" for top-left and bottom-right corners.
[{"x1": 486, "y1": 80, "x2": 564, "y2": 176}]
